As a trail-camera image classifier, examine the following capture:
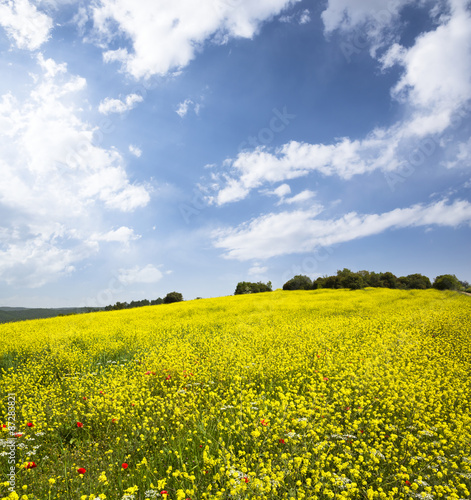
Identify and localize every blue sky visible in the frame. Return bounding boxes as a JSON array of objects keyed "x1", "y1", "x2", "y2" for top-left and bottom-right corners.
[{"x1": 0, "y1": 0, "x2": 470, "y2": 307}]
